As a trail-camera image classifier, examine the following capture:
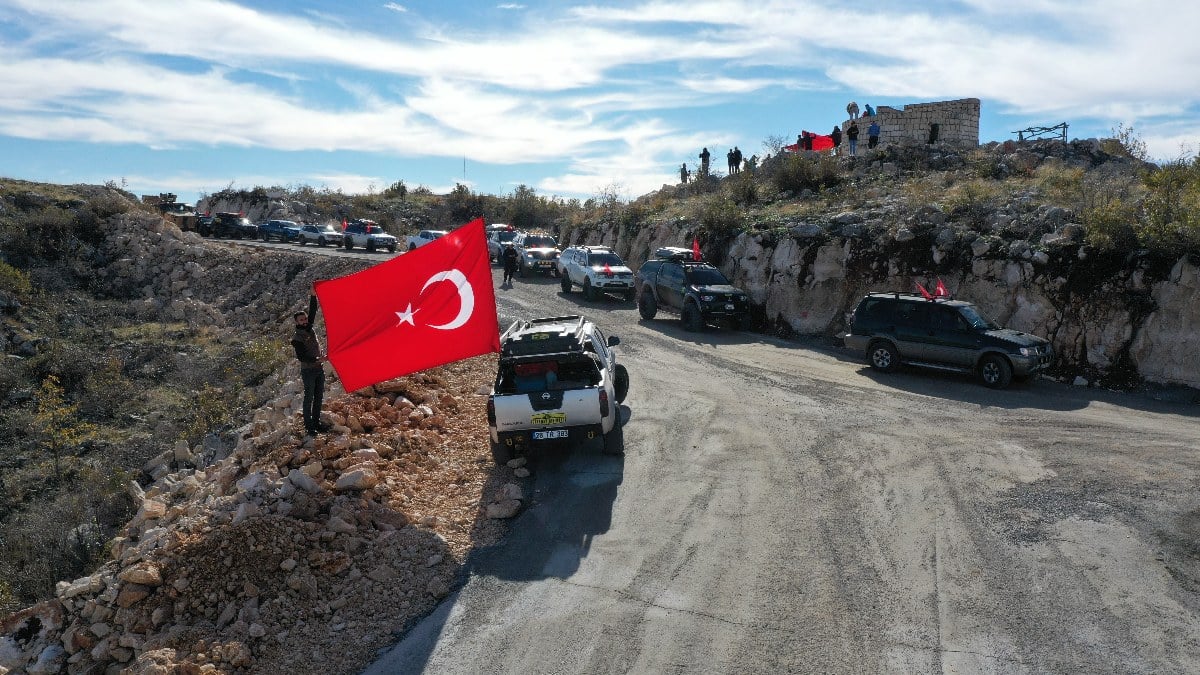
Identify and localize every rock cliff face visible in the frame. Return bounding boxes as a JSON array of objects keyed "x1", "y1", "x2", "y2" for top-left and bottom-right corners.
[{"x1": 558, "y1": 143, "x2": 1199, "y2": 391}]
